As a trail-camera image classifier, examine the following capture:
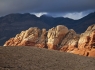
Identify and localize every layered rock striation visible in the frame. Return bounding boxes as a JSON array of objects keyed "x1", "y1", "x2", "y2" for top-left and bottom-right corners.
[{"x1": 4, "y1": 24, "x2": 95, "y2": 57}]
